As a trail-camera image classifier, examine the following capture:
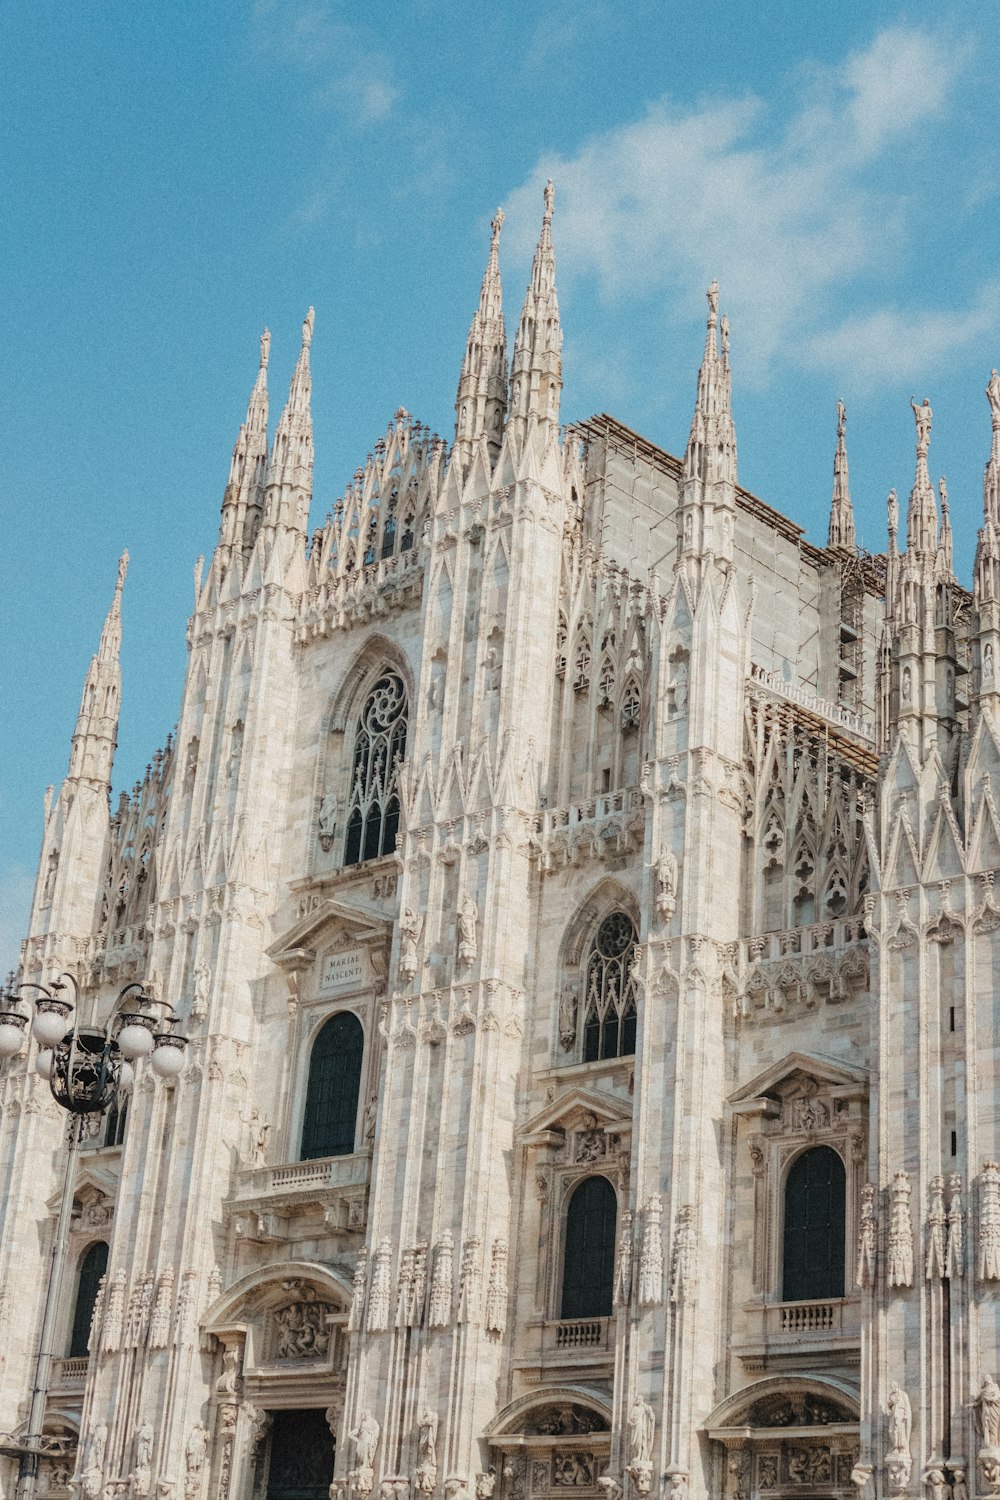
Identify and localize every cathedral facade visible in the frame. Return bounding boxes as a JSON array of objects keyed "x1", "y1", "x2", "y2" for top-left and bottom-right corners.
[{"x1": 5, "y1": 182, "x2": 1000, "y2": 1500}]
